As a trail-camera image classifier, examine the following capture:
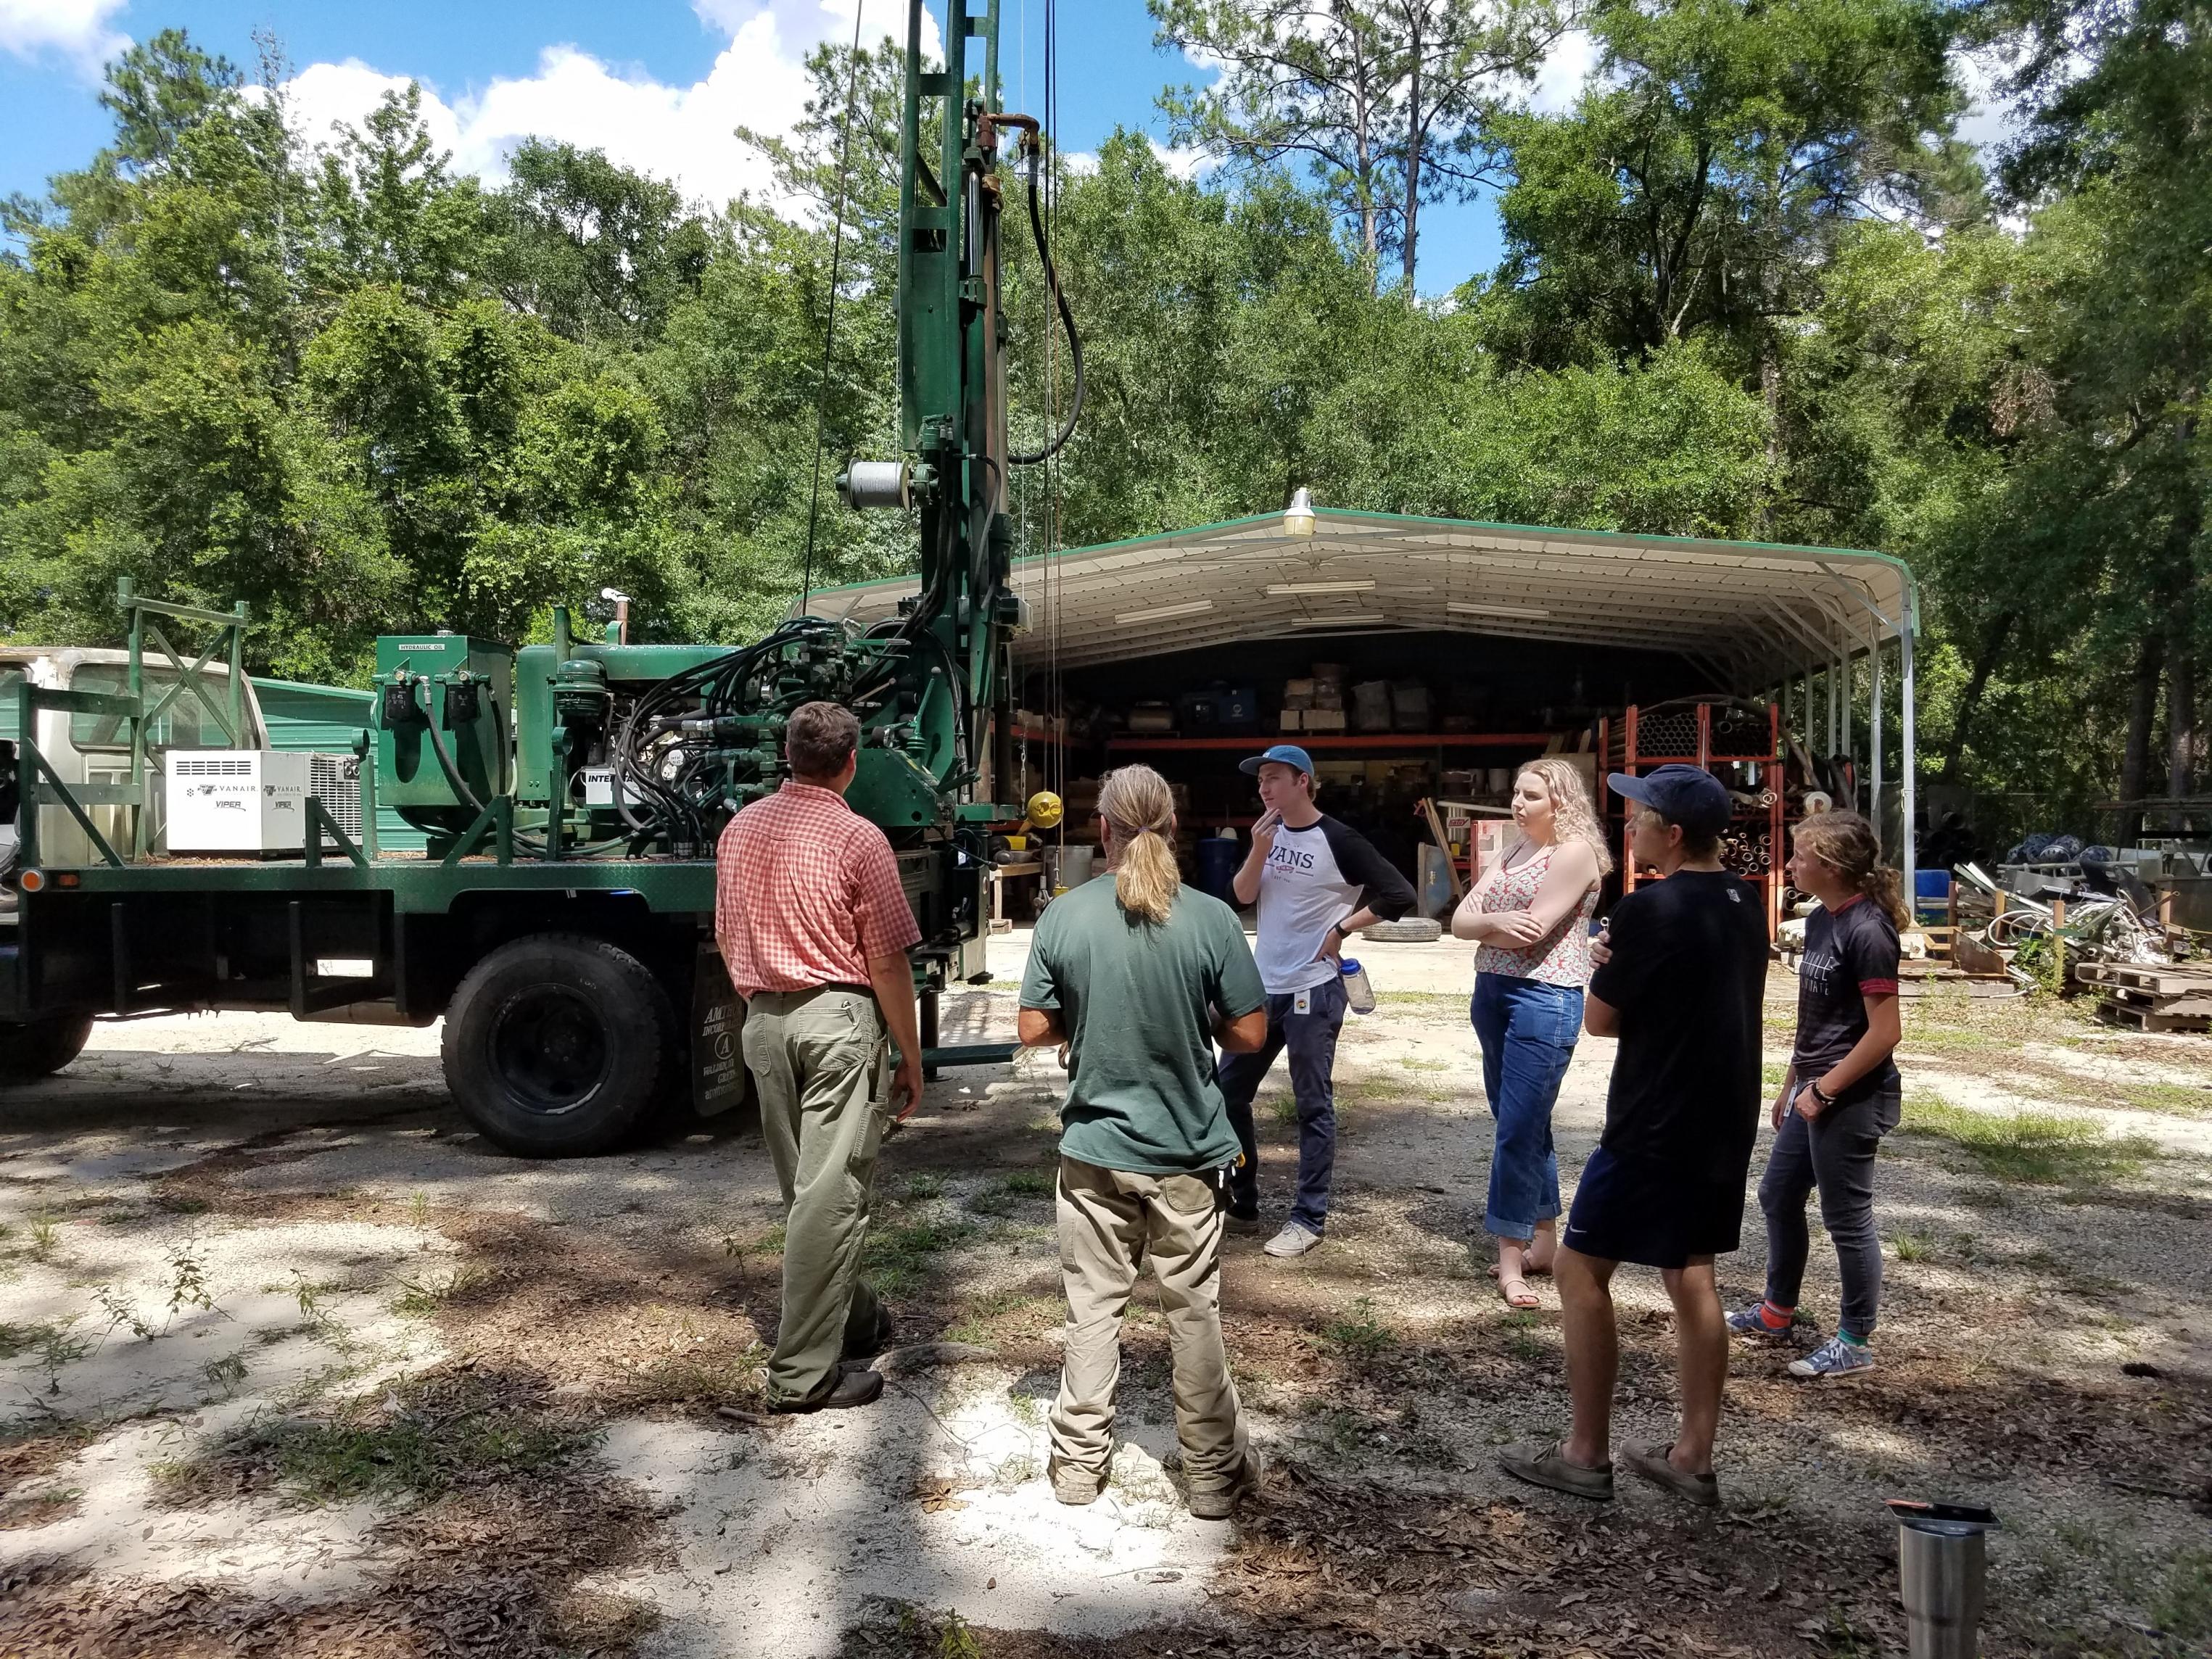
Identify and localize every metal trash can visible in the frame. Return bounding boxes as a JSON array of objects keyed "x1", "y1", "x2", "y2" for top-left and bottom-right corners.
[{"x1": 1887, "y1": 1499, "x2": 2000, "y2": 1658}]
